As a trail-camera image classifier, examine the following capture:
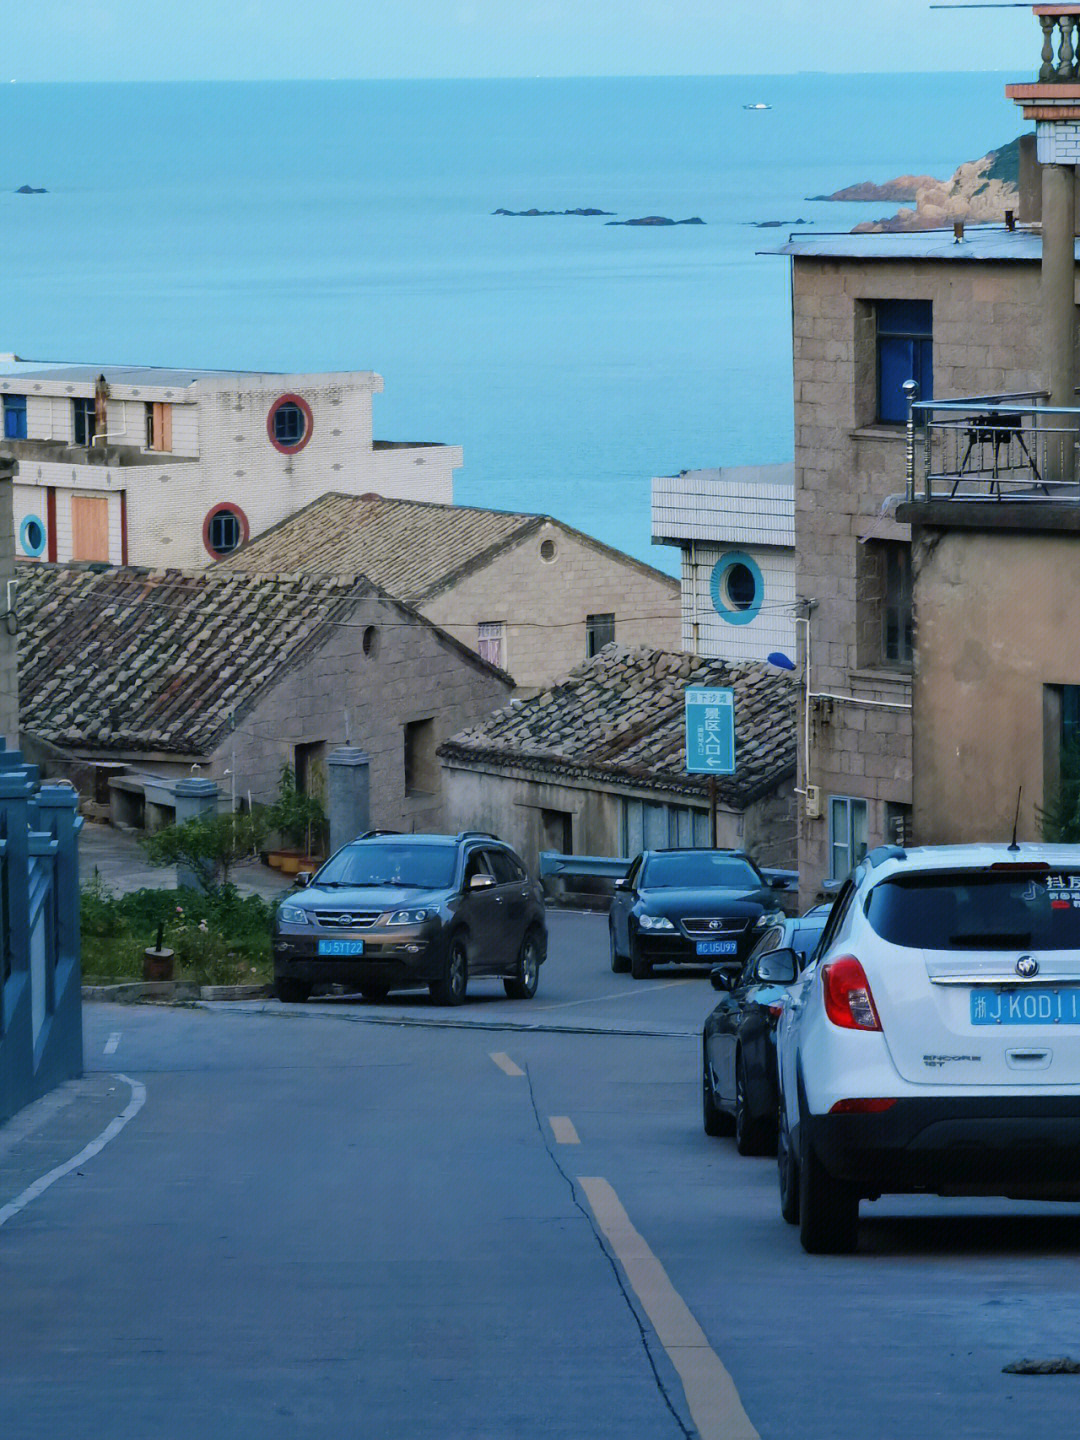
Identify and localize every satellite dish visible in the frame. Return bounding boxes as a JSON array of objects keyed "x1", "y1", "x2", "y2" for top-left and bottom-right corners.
[{"x1": 767, "y1": 652, "x2": 796, "y2": 671}]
